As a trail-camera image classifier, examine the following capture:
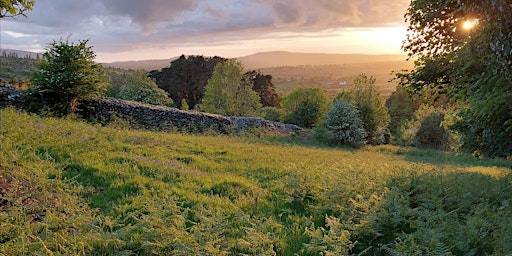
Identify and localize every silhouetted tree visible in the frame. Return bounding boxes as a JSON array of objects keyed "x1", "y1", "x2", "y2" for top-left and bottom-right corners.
[
  {"x1": 150, "y1": 55, "x2": 227, "y2": 109},
  {"x1": 246, "y1": 70, "x2": 280, "y2": 107}
]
